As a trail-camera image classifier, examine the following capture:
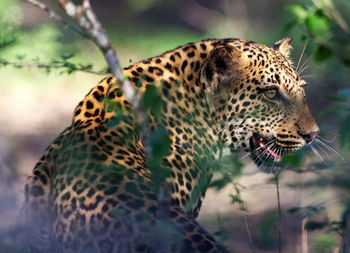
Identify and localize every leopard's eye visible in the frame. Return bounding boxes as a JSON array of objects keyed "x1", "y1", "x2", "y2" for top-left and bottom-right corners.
[{"x1": 264, "y1": 89, "x2": 277, "y2": 99}]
